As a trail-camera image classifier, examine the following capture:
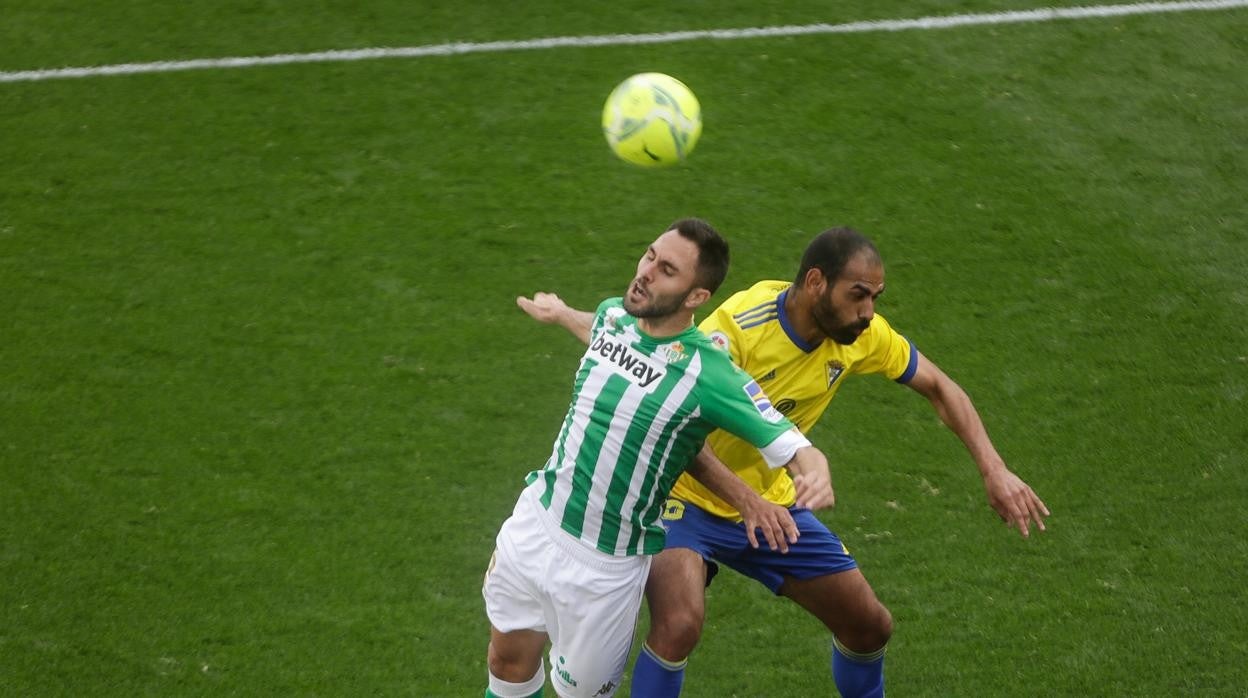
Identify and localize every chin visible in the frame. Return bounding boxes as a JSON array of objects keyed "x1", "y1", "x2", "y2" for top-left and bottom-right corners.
[{"x1": 624, "y1": 300, "x2": 656, "y2": 319}]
